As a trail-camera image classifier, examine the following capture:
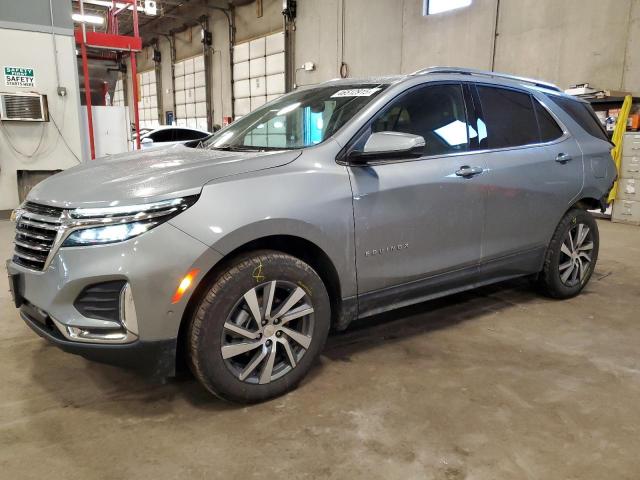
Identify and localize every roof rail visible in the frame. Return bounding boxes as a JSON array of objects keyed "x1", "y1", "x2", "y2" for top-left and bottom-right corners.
[{"x1": 413, "y1": 67, "x2": 563, "y2": 92}]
